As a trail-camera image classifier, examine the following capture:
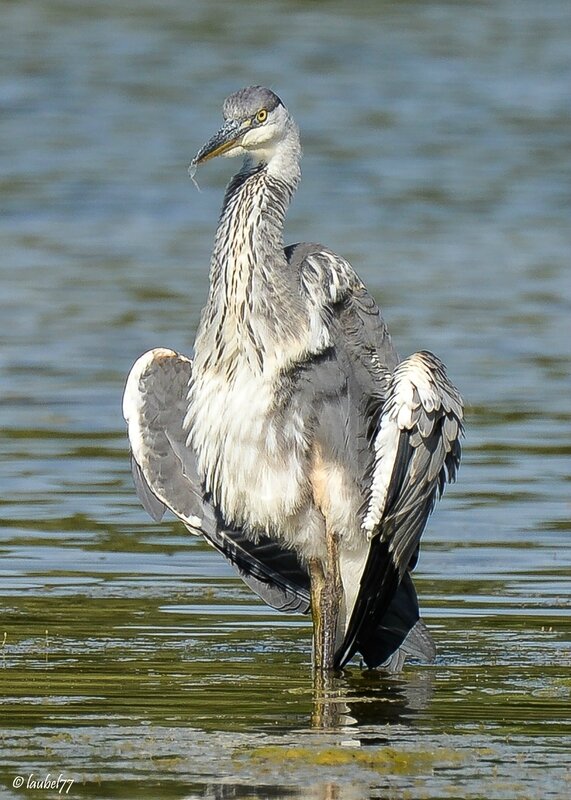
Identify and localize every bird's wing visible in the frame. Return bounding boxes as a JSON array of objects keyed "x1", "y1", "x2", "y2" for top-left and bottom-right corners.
[
  {"x1": 123, "y1": 348, "x2": 310, "y2": 613},
  {"x1": 289, "y1": 240, "x2": 399, "y2": 485},
  {"x1": 123, "y1": 349, "x2": 205, "y2": 526},
  {"x1": 288, "y1": 242, "x2": 398, "y2": 390},
  {"x1": 335, "y1": 350, "x2": 463, "y2": 668}
]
